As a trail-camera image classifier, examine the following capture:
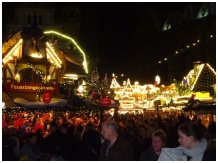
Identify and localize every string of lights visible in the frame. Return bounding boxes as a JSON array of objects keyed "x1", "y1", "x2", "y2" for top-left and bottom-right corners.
[
  {"x1": 2, "y1": 106, "x2": 107, "y2": 115},
  {"x1": 27, "y1": 62, "x2": 45, "y2": 80},
  {"x1": 151, "y1": 34, "x2": 214, "y2": 67},
  {"x1": 27, "y1": 62, "x2": 47, "y2": 100},
  {"x1": 125, "y1": 33, "x2": 215, "y2": 77},
  {"x1": 44, "y1": 30, "x2": 88, "y2": 73}
]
